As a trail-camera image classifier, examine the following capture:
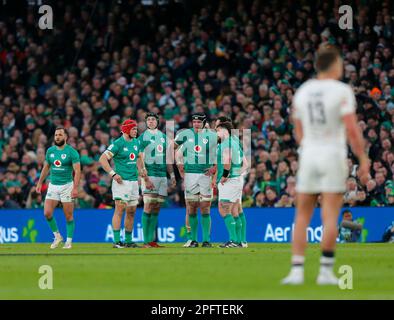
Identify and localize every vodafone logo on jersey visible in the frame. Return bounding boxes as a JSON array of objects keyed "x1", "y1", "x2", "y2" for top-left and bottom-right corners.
[
  {"x1": 157, "y1": 145, "x2": 163, "y2": 153},
  {"x1": 194, "y1": 145, "x2": 202, "y2": 153},
  {"x1": 54, "y1": 160, "x2": 62, "y2": 167},
  {"x1": 129, "y1": 153, "x2": 136, "y2": 161}
]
